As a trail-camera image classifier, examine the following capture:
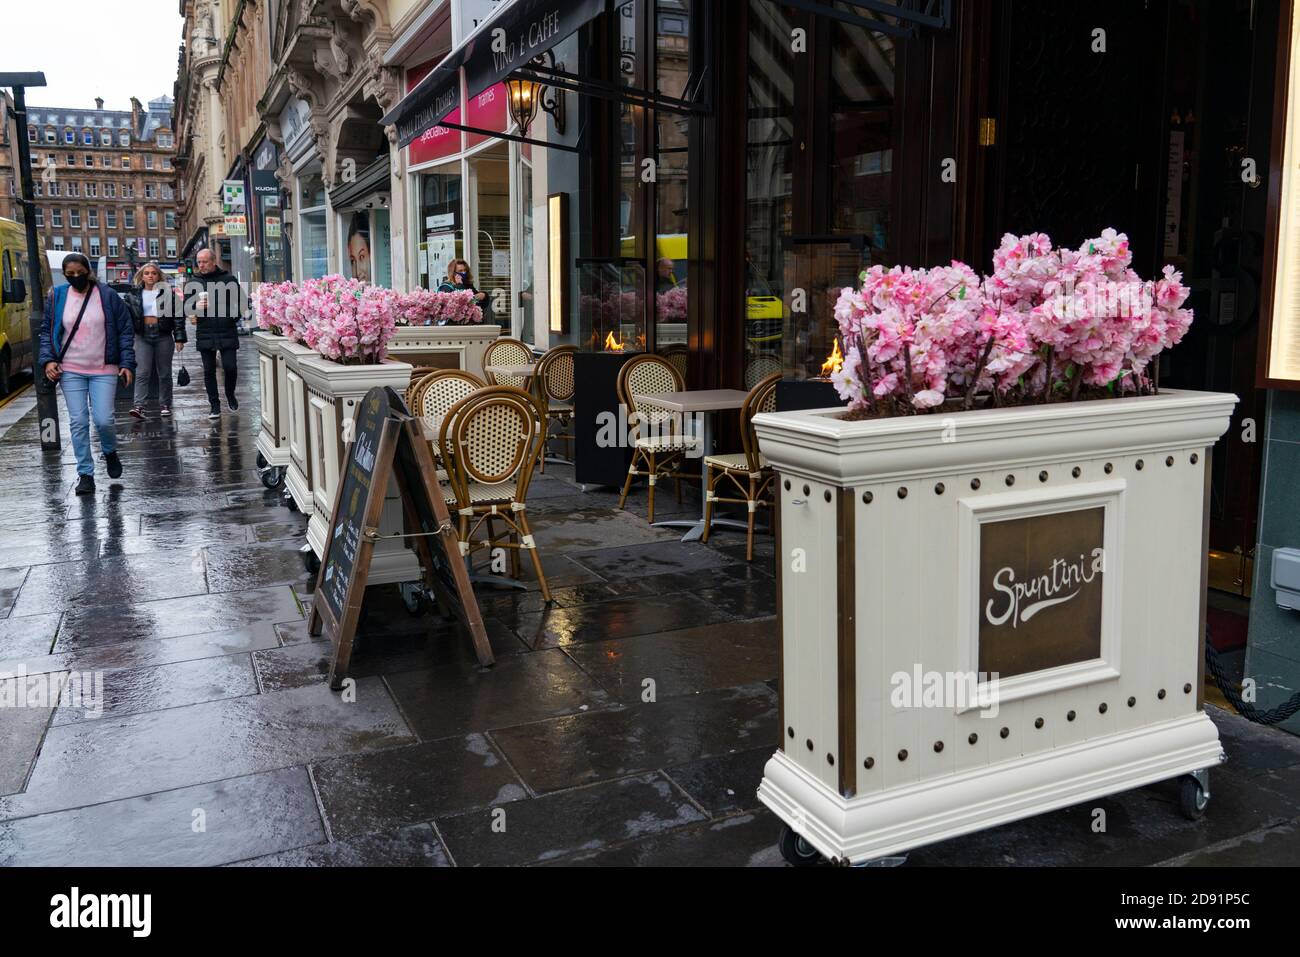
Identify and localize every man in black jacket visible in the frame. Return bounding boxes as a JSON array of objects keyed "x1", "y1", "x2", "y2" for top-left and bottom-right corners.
[{"x1": 186, "y1": 247, "x2": 247, "y2": 418}]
